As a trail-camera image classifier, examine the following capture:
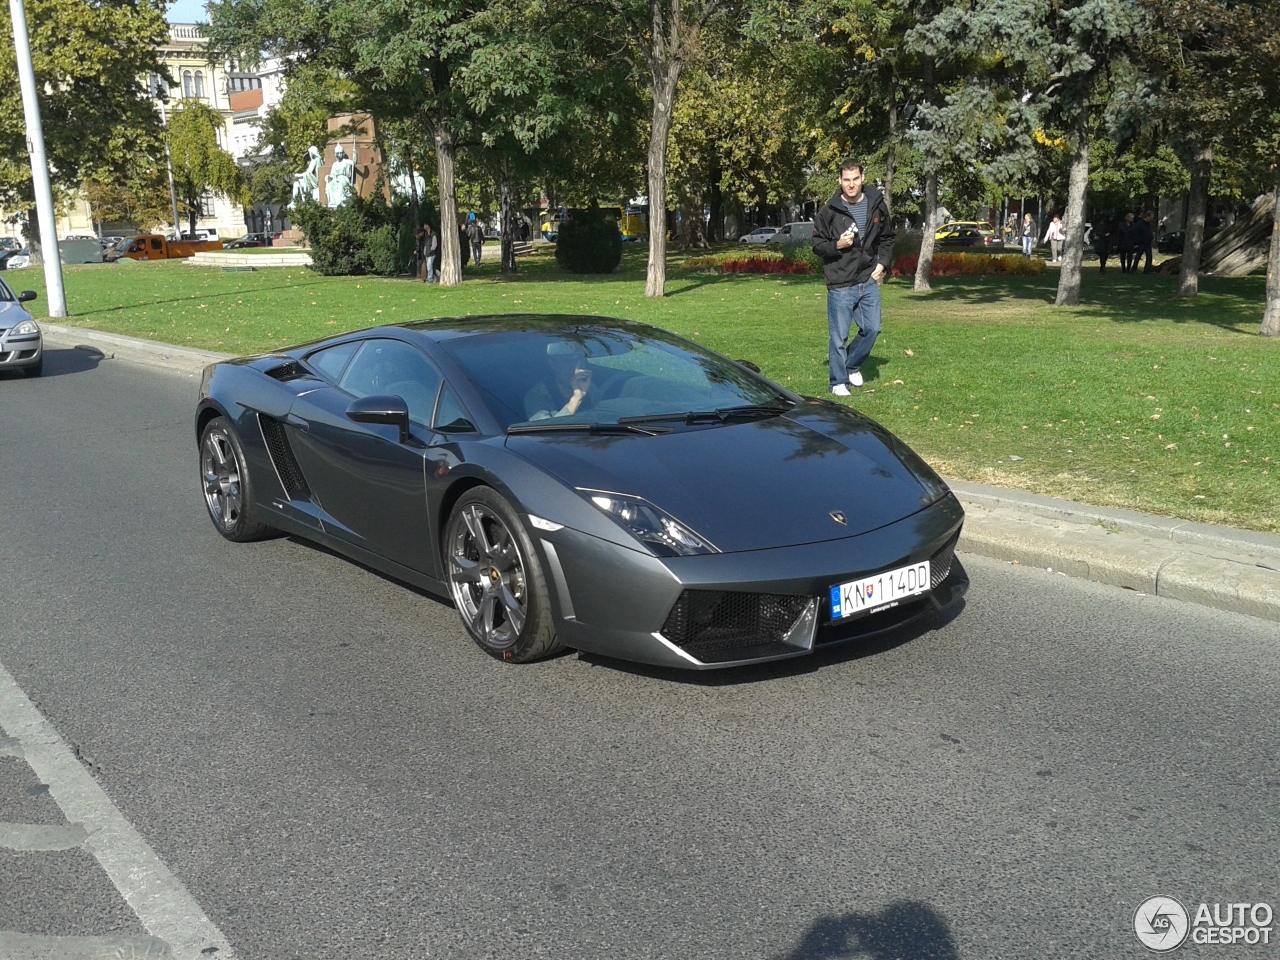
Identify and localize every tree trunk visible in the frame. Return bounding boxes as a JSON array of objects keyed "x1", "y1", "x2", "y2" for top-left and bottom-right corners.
[
  {"x1": 500, "y1": 163, "x2": 516, "y2": 276},
  {"x1": 884, "y1": 68, "x2": 897, "y2": 215},
  {"x1": 1055, "y1": 112, "x2": 1090, "y2": 307},
  {"x1": 912, "y1": 60, "x2": 936, "y2": 292},
  {"x1": 645, "y1": 62, "x2": 680, "y2": 297},
  {"x1": 707, "y1": 154, "x2": 723, "y2": 242},
  {"x1": 24, "y1": 206, "x2": 44, "y2": 267},
  {"x1": 1179, "y1": 144, "x2": 1212, "y2": 298},
  {"x1": 434, "y1": 120, "x2": 462, "y2": 286},
  {"x1": 914, "y1": 171, "x2": 937, "y2": 292},
  {"x1": 1262, "y1": 172, "x2": 1280, "y2": 338}
]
